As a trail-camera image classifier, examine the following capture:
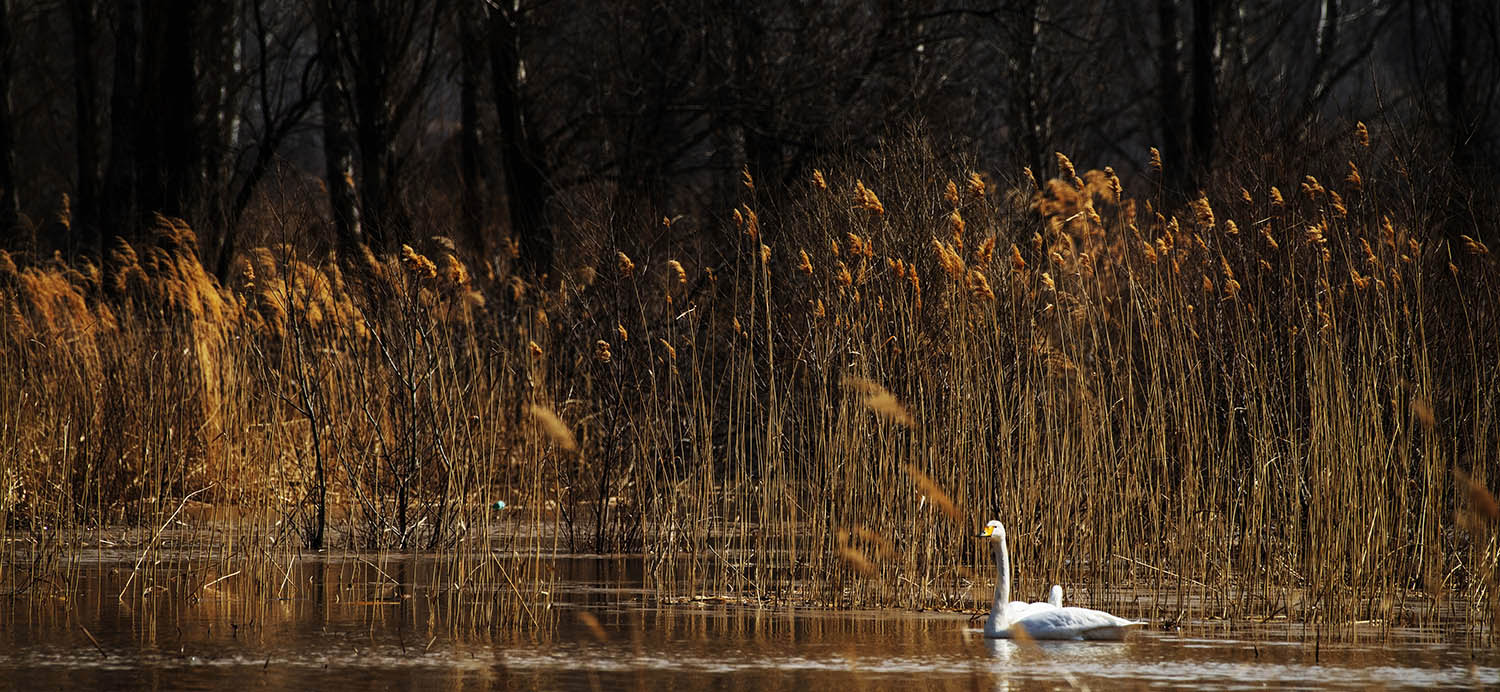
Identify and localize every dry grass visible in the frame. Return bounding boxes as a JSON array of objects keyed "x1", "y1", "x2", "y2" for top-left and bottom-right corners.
[{"x1": 2, "y1": 130, "x2": 1498, "y2": 640}]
